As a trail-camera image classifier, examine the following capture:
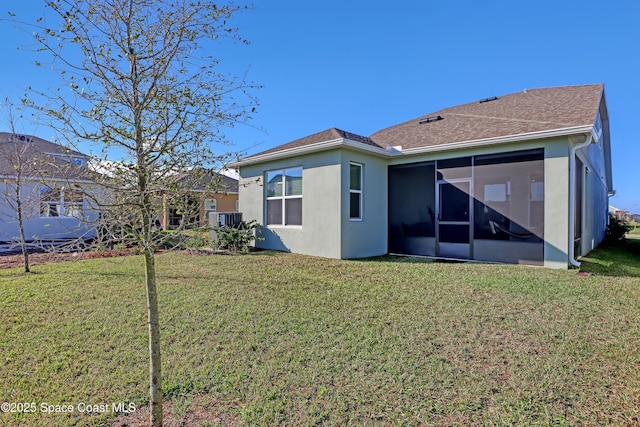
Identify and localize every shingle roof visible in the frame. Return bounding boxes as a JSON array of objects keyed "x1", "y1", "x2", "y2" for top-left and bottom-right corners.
[
  {"x1": 174, "y1": 170, "x2": 239, "y2": 193},
  {"x1": 0, "y1": 133, "x2": 92, "y2": 180},
  {"x1": 370, "y1": 84, "x2": 604, "y2": 150},
  {"x1": 245, "y1": 127, "x2": 380, "y2": 159},
  {"x1": 241, "y1": 84, "x2": 604, "y2": 161}
]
